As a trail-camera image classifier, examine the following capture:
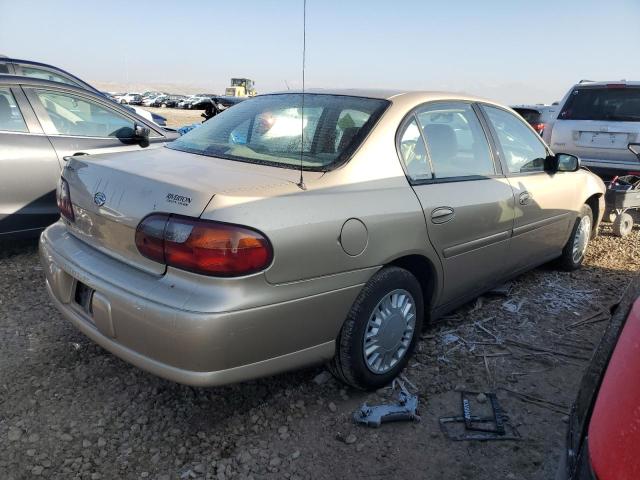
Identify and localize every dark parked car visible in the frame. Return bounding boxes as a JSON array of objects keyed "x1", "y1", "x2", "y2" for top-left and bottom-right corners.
[
  {"x1": 154, "y1": 95, "x2": 186, "y2": 108},
  {"x1": 0, "y1": 56, "x2": 168, "y2": 126},
  {"x1": 558, "y1": 277, "x2": 640, "y2": 479},
  {"x1": 511, "y1": 104, "x2": 557, "y2": 137},
  {"x1": 0, "y1": 75, "x2": 179, "y2": 238}
]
